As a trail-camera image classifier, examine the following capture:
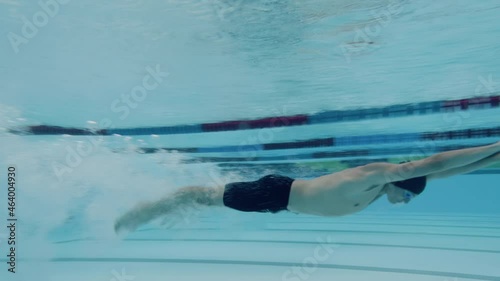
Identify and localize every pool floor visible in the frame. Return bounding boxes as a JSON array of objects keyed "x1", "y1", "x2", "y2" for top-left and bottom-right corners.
[{"x1": 8, "y1": 211, "x2": 500, "y2": 281}]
